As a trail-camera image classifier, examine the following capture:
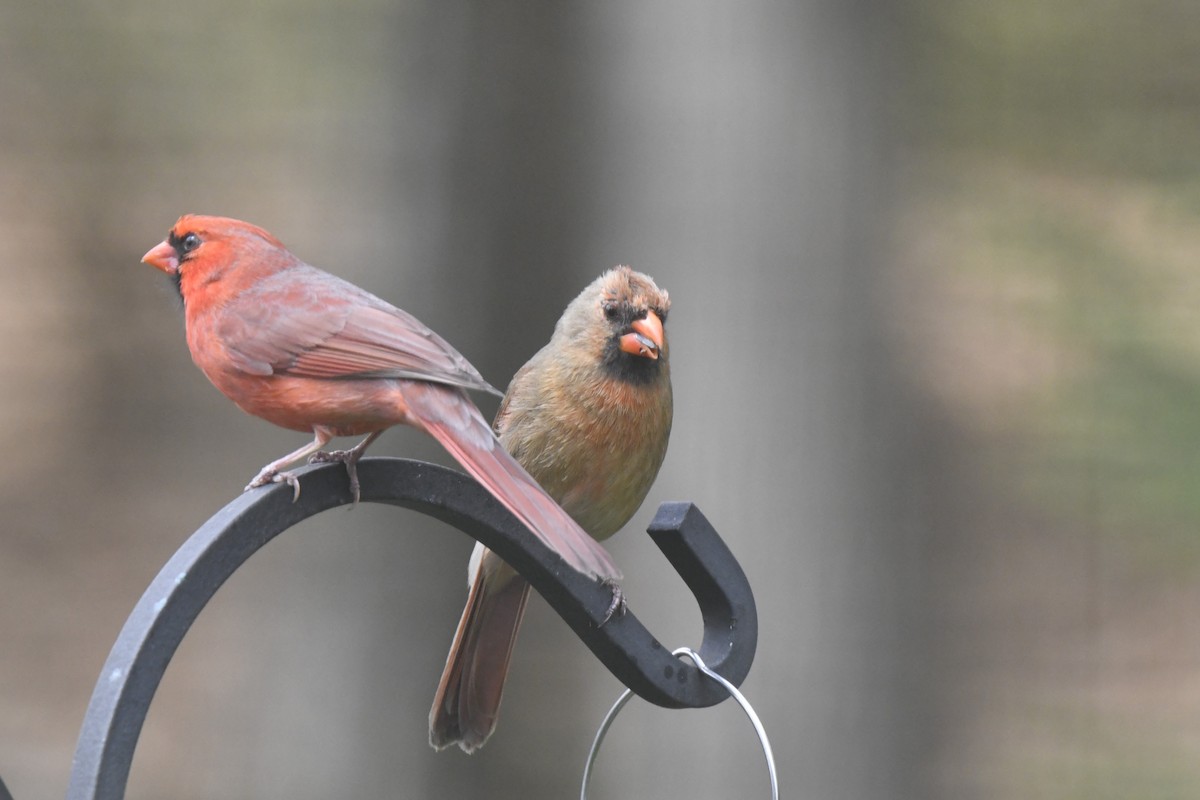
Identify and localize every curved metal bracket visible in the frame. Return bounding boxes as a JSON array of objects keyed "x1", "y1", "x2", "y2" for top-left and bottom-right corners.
[{"x1": 65, "y1": 458, "x2": 758, "y2": 800}]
